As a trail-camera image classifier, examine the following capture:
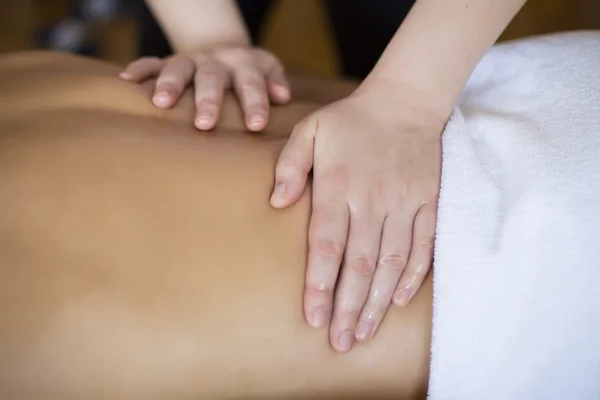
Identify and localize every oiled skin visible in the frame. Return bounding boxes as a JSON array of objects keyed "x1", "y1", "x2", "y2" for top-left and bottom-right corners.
[{"x1": 0, "y1": 52, "x2": 432, "y2": 400}]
